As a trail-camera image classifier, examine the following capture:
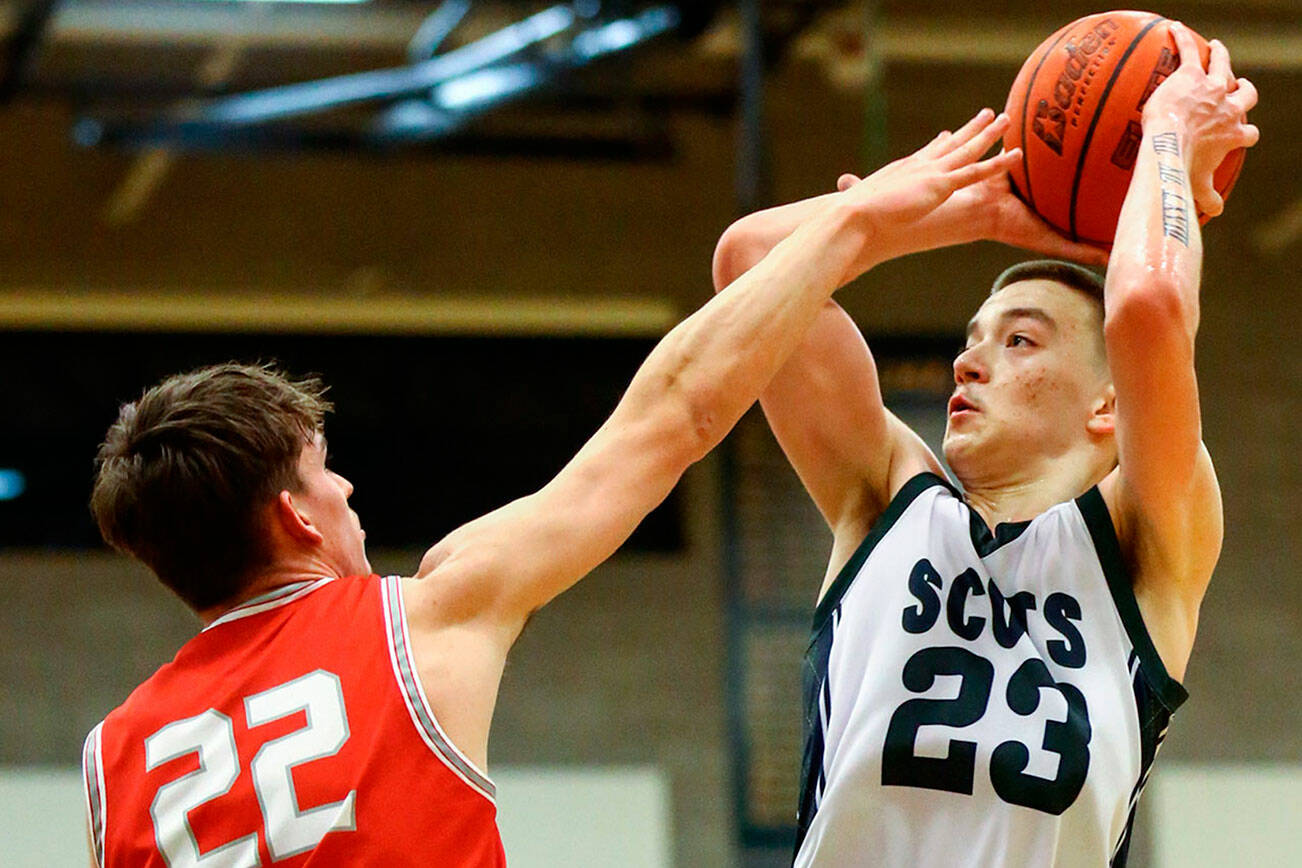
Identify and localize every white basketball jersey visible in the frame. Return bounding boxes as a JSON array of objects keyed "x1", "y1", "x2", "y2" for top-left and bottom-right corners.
[{"x1": 794, "y1": 473, "x2": 1186, "y2": 867}]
